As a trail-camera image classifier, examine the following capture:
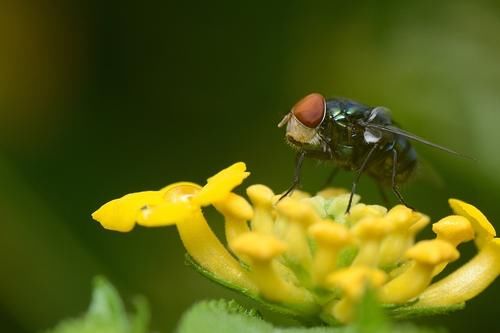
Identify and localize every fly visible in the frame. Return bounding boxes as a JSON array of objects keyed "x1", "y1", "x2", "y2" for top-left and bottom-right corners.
[{"x1": 278, "y1": 93, "x2": 467, "y2": 213}]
